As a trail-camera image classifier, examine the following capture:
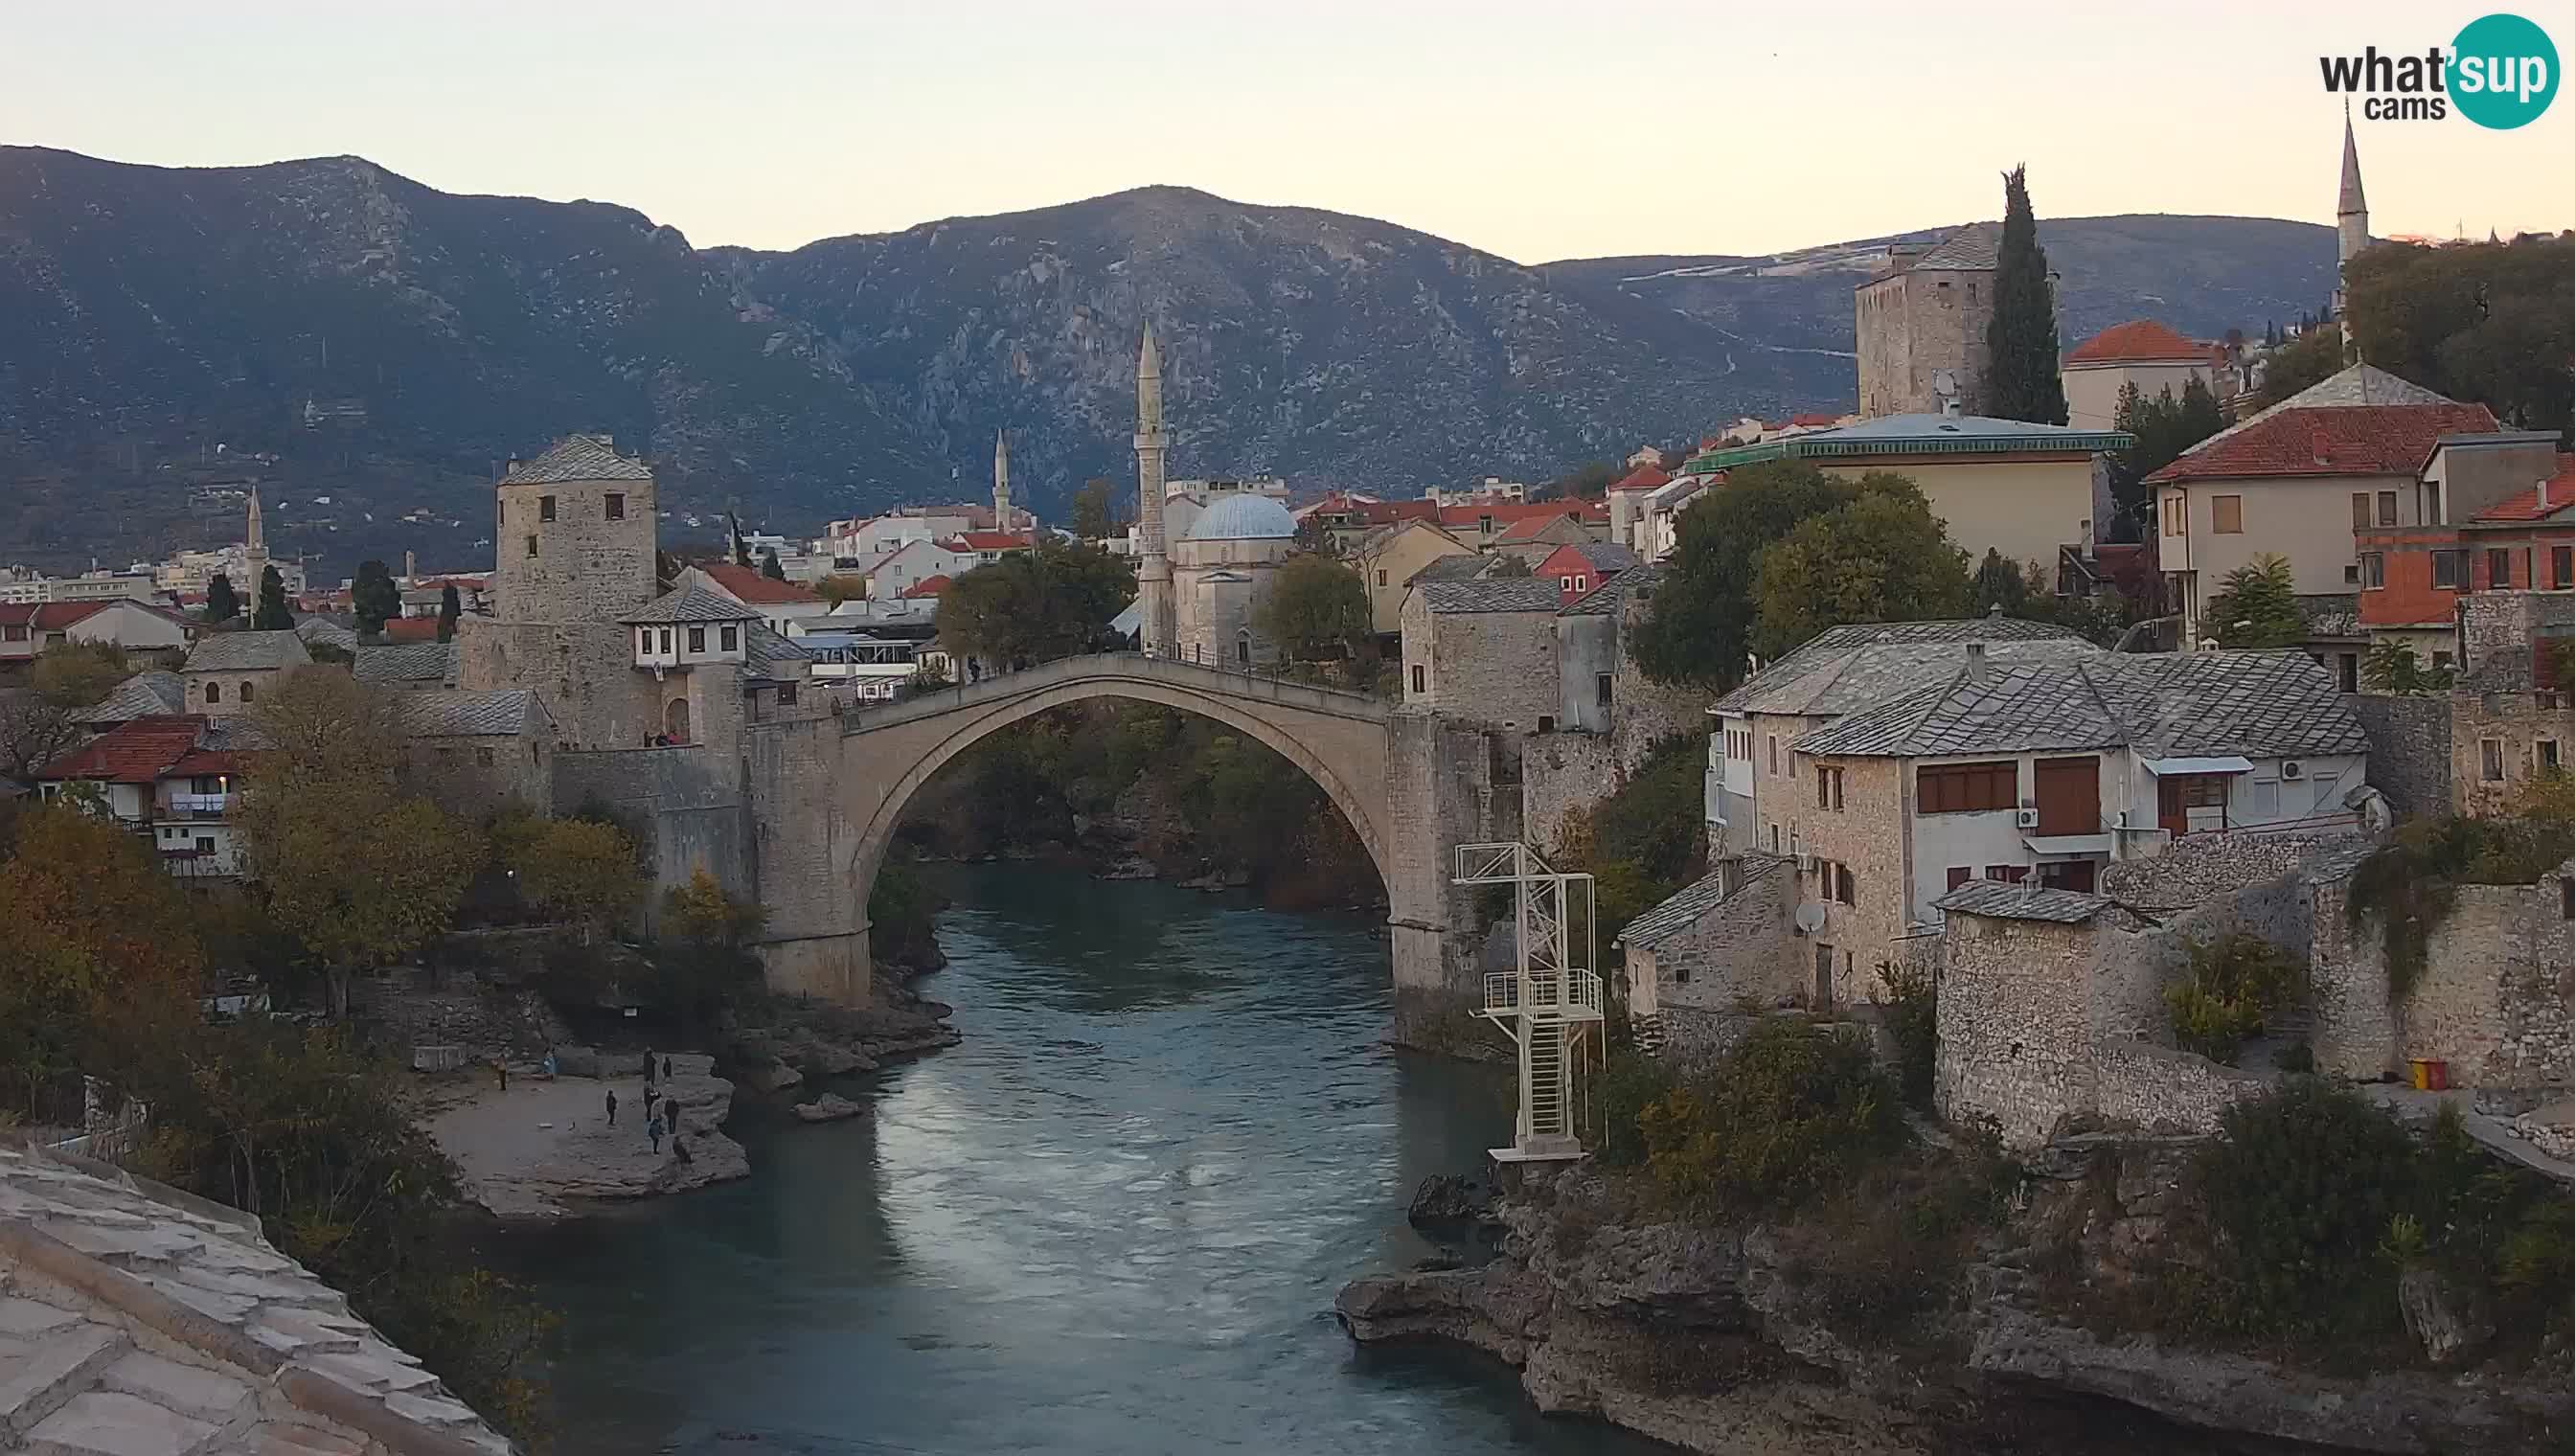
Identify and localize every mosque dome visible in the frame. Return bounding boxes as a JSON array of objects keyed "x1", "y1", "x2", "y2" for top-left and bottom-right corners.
[{"x1": 1183, "y1": 493, "x2": 1298, "y2": 542}]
